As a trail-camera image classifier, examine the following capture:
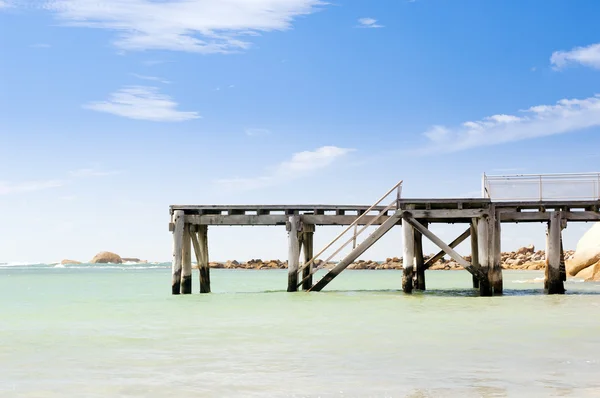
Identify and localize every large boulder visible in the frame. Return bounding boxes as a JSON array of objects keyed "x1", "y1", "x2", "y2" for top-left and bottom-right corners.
[
  {"x1": 567, "y1": 223, "x2": 600, "y2": 276},
  {"x1": 90, "y1": 251, "x2": 123, "y2": 264}
]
